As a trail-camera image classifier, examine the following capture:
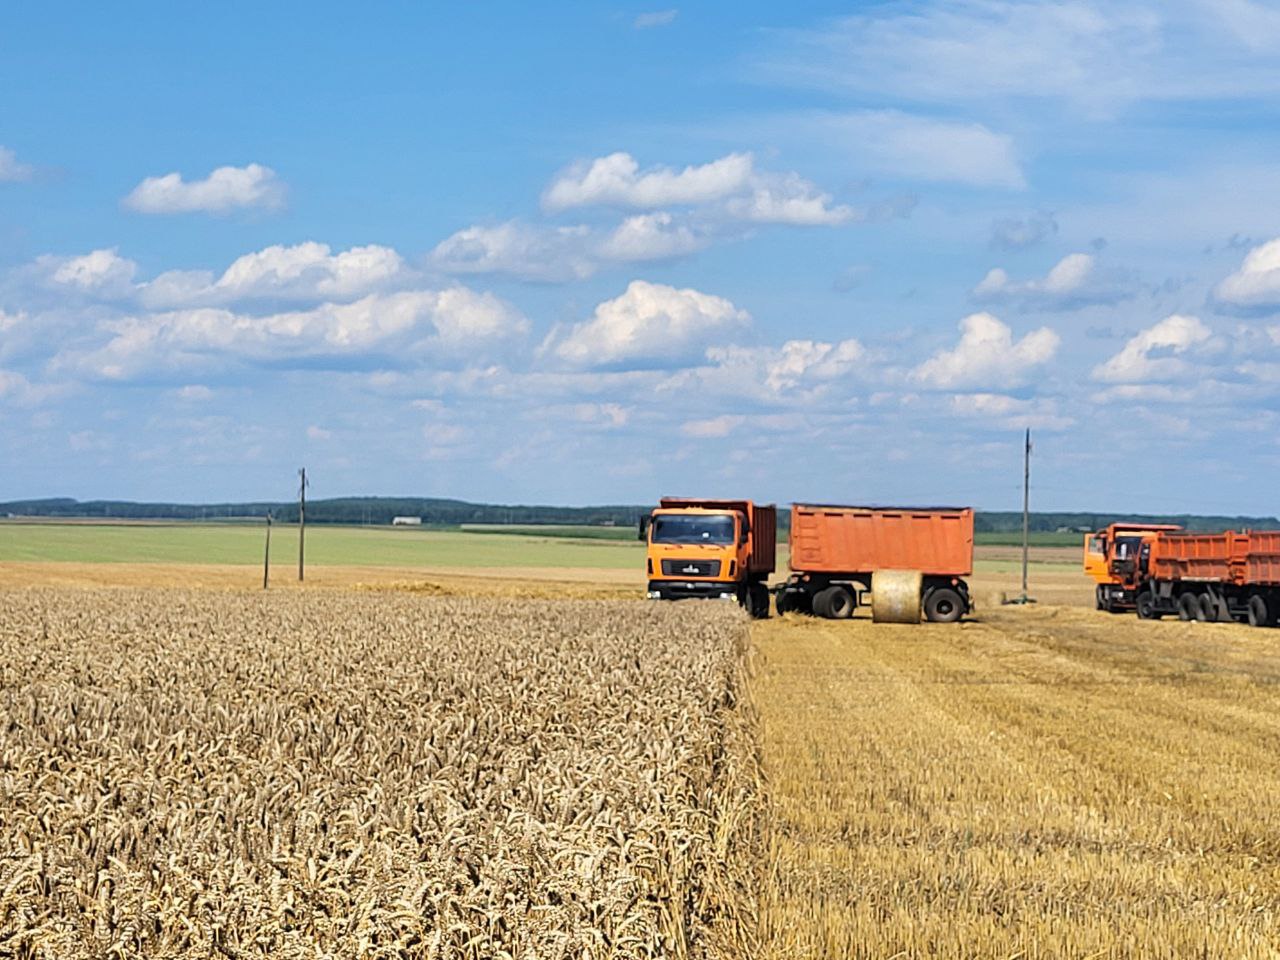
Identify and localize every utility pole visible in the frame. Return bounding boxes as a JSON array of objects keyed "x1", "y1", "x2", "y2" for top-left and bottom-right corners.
[
  {"x1": 263, "y1": 513, "x2": 272, "y2": 590},
  {"x1": 1021, "y1": 428, "x2": 1031, "y2": 602},
  {"x1": 298, "y1": 467, "x2": 307, "y2": 582}
]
